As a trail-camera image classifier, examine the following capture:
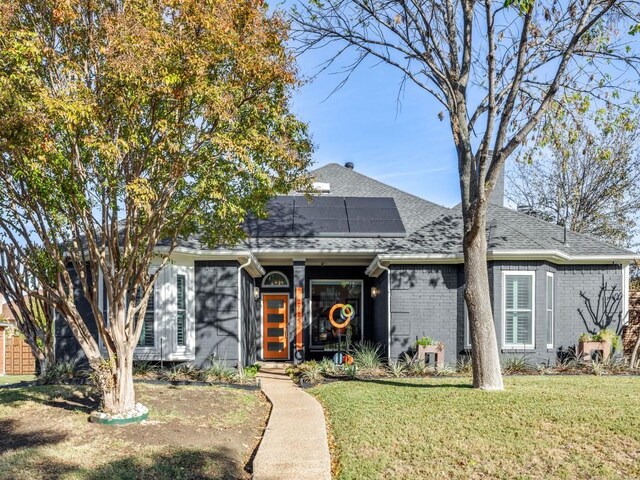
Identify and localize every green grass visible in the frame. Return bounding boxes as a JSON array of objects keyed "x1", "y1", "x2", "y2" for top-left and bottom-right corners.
[
  {"x1": 0, "y1": 375, "x2": 35, "y2": 386},
  {"x1": 310, "y1": 376, "x2": 640, "y2": 480}
]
